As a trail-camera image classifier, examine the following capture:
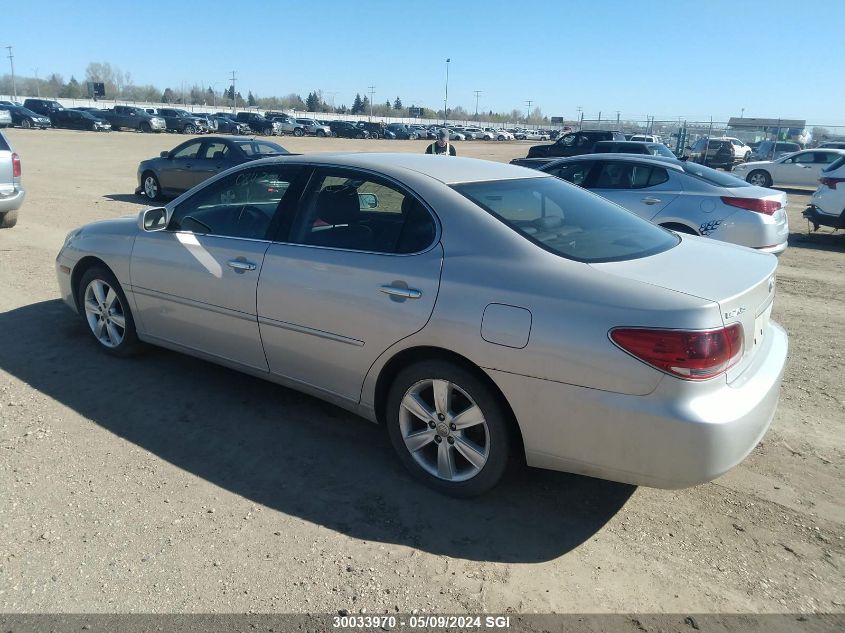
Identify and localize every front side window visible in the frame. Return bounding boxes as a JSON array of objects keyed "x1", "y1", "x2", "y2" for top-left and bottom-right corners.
[
  {"x1": 202, "y1": 141, "x2": 230, "y2": 160},
  {"x1": 288, "y1": 169, "x2": 436, "y2": 254},
  {"x1": 168, "y1": 166, "x2": 300, "y2": 240},
  {"x1": 455, "y1": 177, "x2": 678, "y2": 263},
  {"x1": 172, "y1": 140, "x2": 203, "y2": 159},
  {"x1": 557, "y1": 133, "x2": 577, "y2": 147}
]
